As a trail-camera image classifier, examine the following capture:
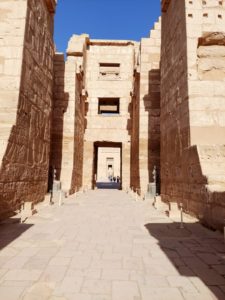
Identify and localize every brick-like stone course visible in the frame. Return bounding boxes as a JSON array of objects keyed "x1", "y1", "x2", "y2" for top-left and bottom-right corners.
[
  {"x1": 53, "y1": 35, "x2": 86, "y2": 194},
  {"x1": 138, "y1": 20, "x2": 161, "y2": 195},
  {"x1": 0, "y1": 0, "x2": 56, "y2": 218},
  {"x1": 83, "y1": 39, "x2": 137, "y2": 190},
  {"x1": 161, "y1": 0, "x2": 225, "y2": 230}
]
